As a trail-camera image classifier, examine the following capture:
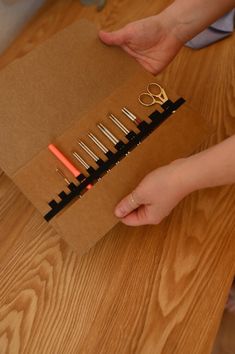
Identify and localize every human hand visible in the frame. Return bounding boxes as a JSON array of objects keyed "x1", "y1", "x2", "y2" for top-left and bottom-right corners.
[
  {"x1": 99, "y1": 14, "x2": 183, "y2": 75},
  {"x1": 99, "y1": 0, "x2": 235, "y2": 74},
  {"x1": 115, "y1": 135, "x2": 235, "y2": 226},
  {"x1": 114, "y1": 159, "x2": 193, "y2": 226}
]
